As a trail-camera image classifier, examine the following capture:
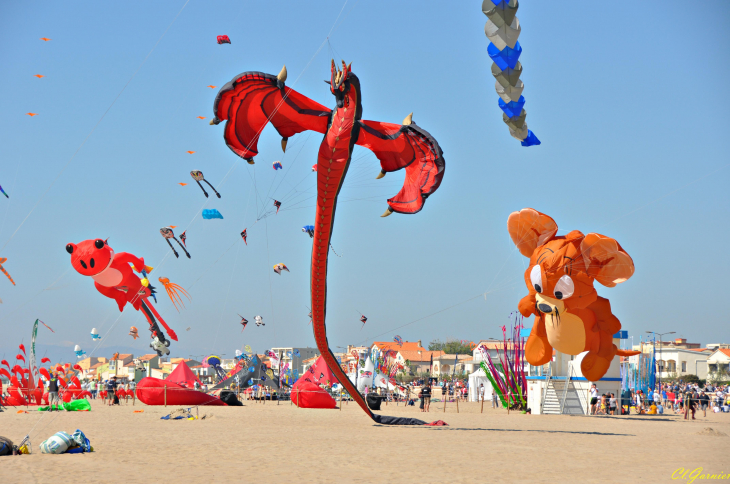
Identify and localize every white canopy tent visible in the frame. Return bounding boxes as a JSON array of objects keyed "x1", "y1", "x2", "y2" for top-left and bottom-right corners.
[{"x1": 468, "y1": 368, "x2": 493, "y2": 402}]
